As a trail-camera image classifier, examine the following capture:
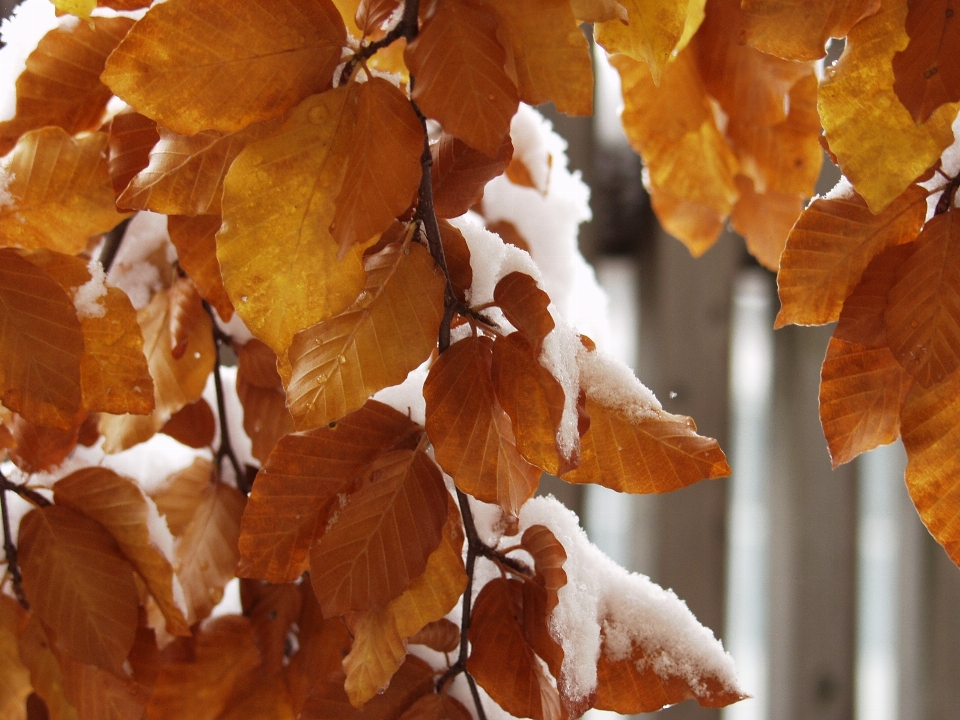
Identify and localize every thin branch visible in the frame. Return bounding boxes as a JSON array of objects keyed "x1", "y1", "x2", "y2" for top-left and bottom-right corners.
[
  {"x1": 337, "y1": 0, "x2": 420, "y2": 87},
  {"x1": 0, "y1": 481, "x2": 28, "y2": 609},
  {"x1": 935, "y1": 173, "x2": 960, "y2": 215},
  {"x1": 98, "y1": 217, "x2": 132, "y2": 273},
  {"x1": 0, "y1": 473, "x2": 51, "y2": 509}
]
